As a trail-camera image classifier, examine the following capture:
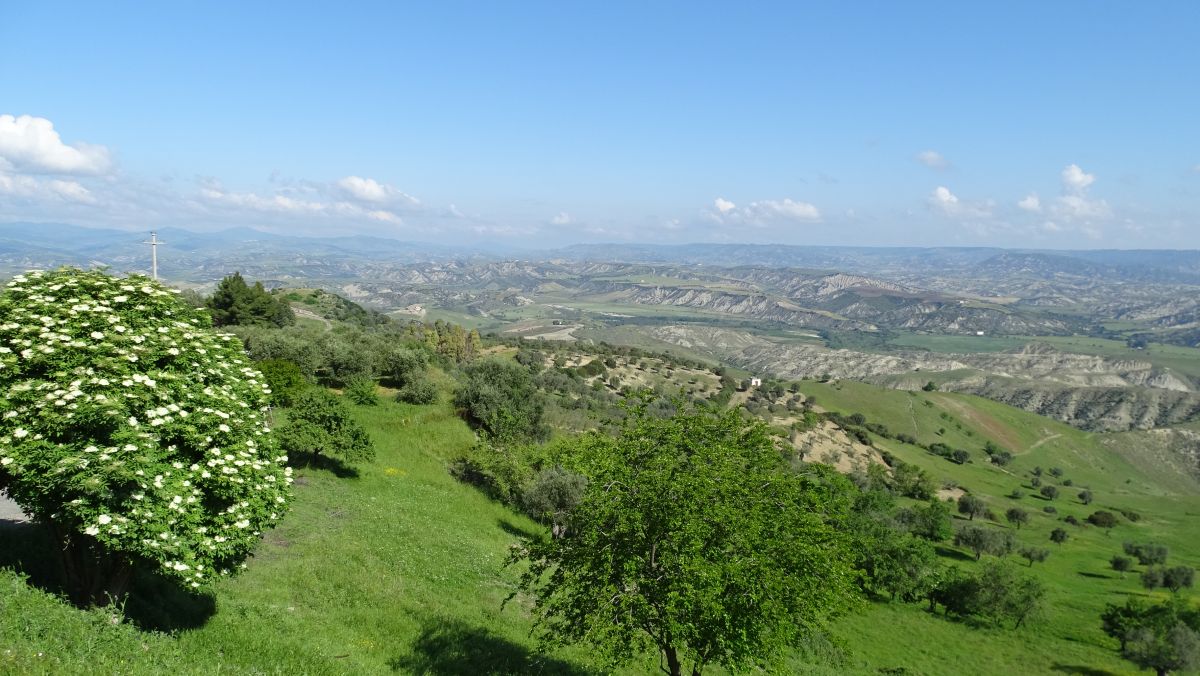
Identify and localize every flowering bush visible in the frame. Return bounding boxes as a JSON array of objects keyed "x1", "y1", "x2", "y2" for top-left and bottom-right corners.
[{"x1": 0, "y1": 268, "x2": 292, "y2": 599}]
